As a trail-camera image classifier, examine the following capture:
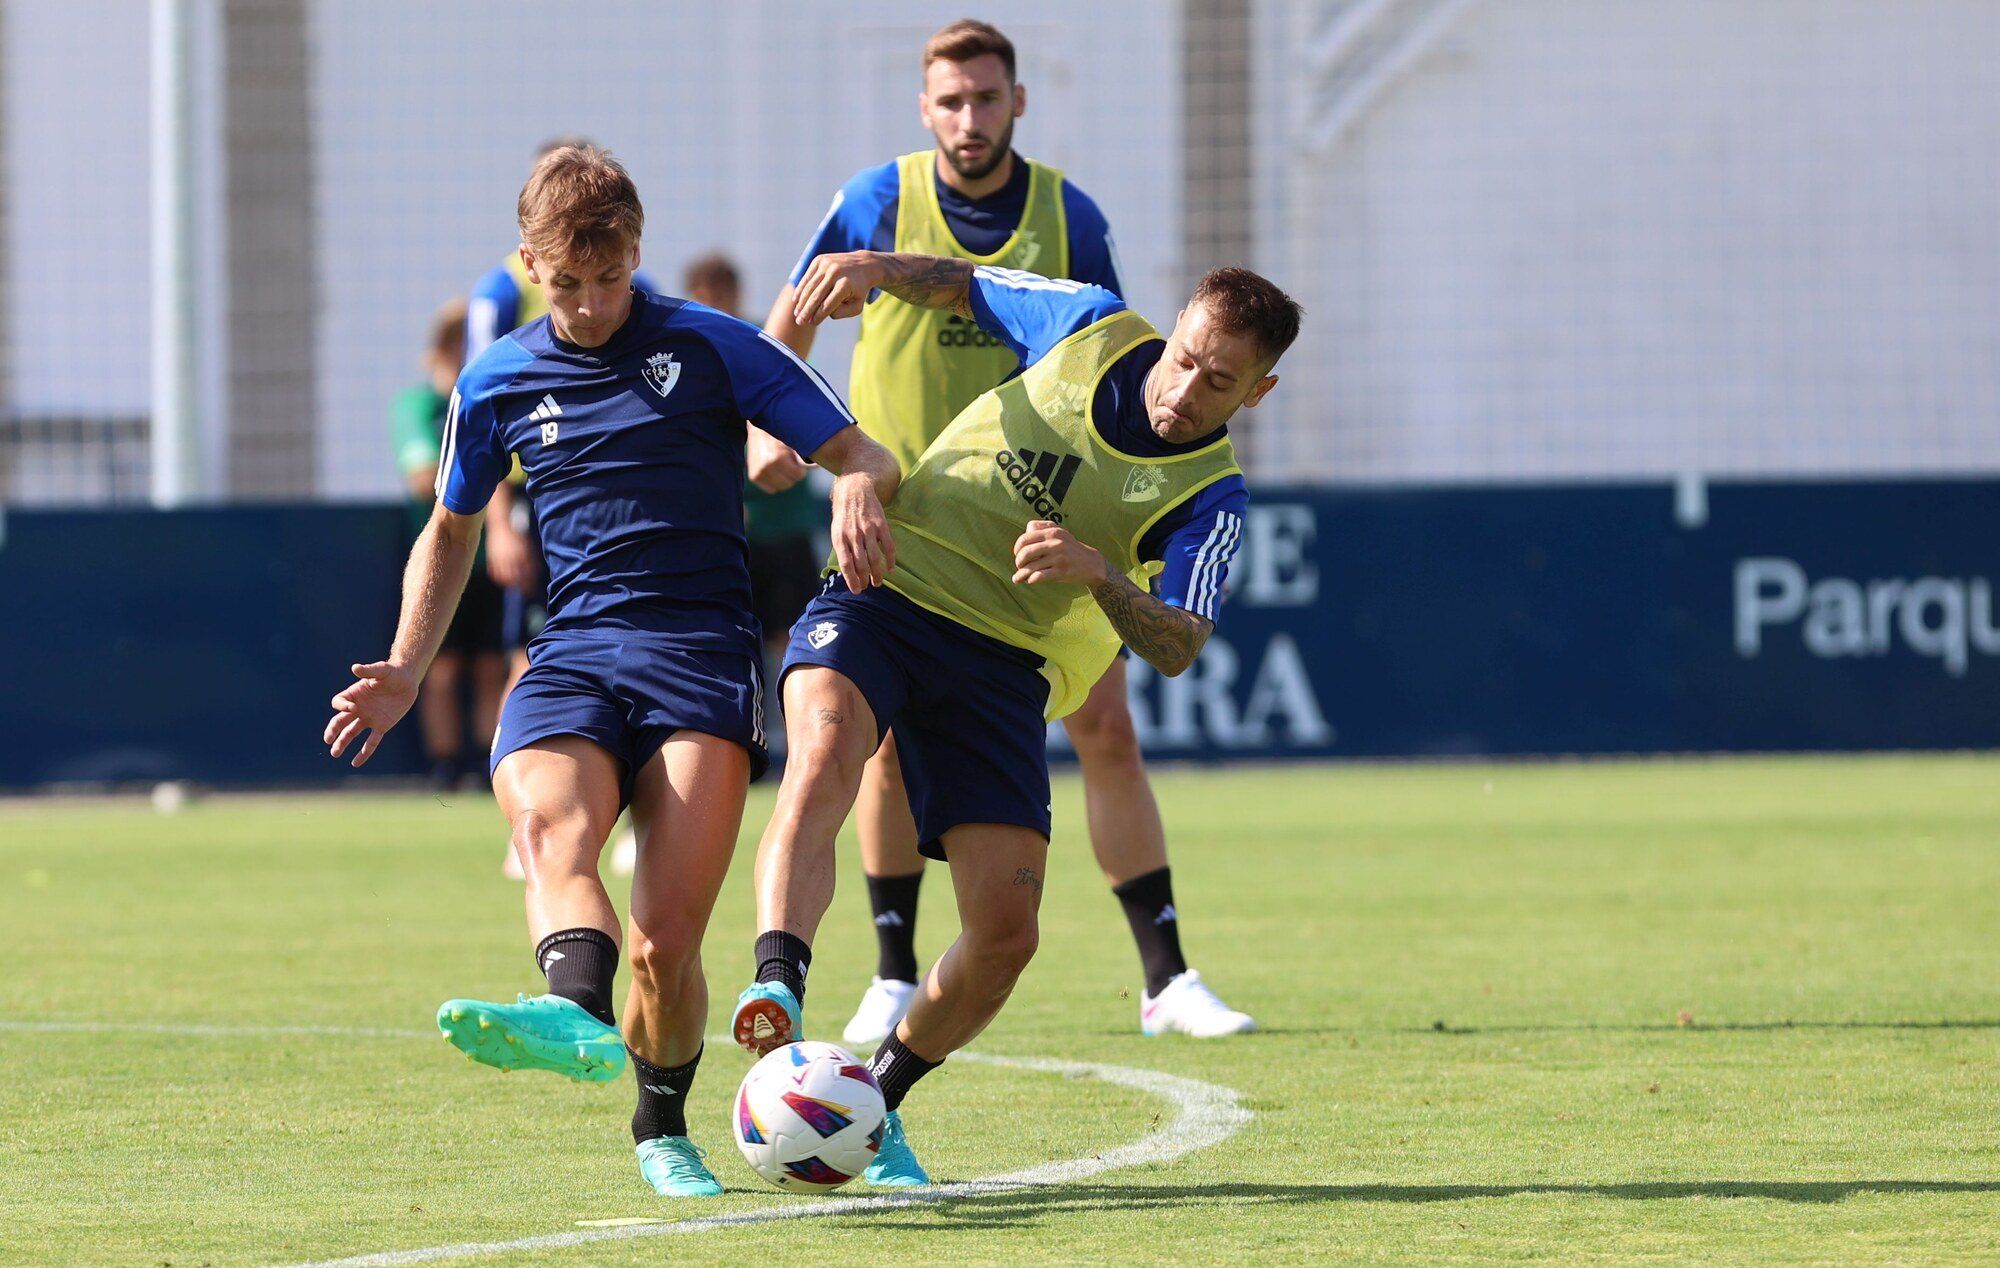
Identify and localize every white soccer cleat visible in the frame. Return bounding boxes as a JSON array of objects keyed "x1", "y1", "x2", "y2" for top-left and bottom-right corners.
[
  {"x1": 610, "y1": 826, "x2": 637, "y2": 877},
  {"x1": 841, "y1": 977, "x2": 918, "y2": 1047},
  {"x1": 1140, "y1": 969, "x2": 1257, "y2": 1037}
]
